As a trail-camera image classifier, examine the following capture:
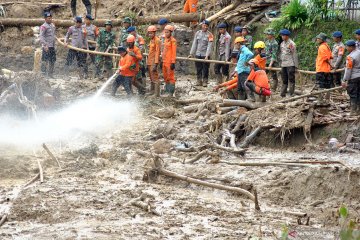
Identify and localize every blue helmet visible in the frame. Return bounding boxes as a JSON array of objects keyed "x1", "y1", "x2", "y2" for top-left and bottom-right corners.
[
  {"x1": 44, "y1": 12, "x2": 52, "y2": 18},
  {"x1": 117, "y1": 46, "x2": 127, "y2": 52},
  {"x1": 279, "y1": 29, "x2": 291, "y2": 36},
  {"x1": 127, "y1": 26, "x2": 136, "y2": 33},
  {"x1": 355, "y1": 29, "x2": 360, "y2": 35},
  {"x1": 217, "y1": 22, "x2": 227, "y2": 29},
  {"x1": 332, "y1": 31, "x2": 342, "y2": 38},
  {"x1": 201, "y1": 20, "x2": 210, "y2": 26},
  {"x1": 345, "y1": 40, "x2": 356, "y2": 47},
  {"x1": 158, "y1": 18, "x2": 168, "y2": 25},
  {"x1": 234, "y1": 26, "x2": 242, "y2": 33},
  {"x1": 85, "y1": 14, "x2": 94, "y2": 20},
  {"x1": 75, "y1": 16, "x2": 82, "y2": 23}
]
